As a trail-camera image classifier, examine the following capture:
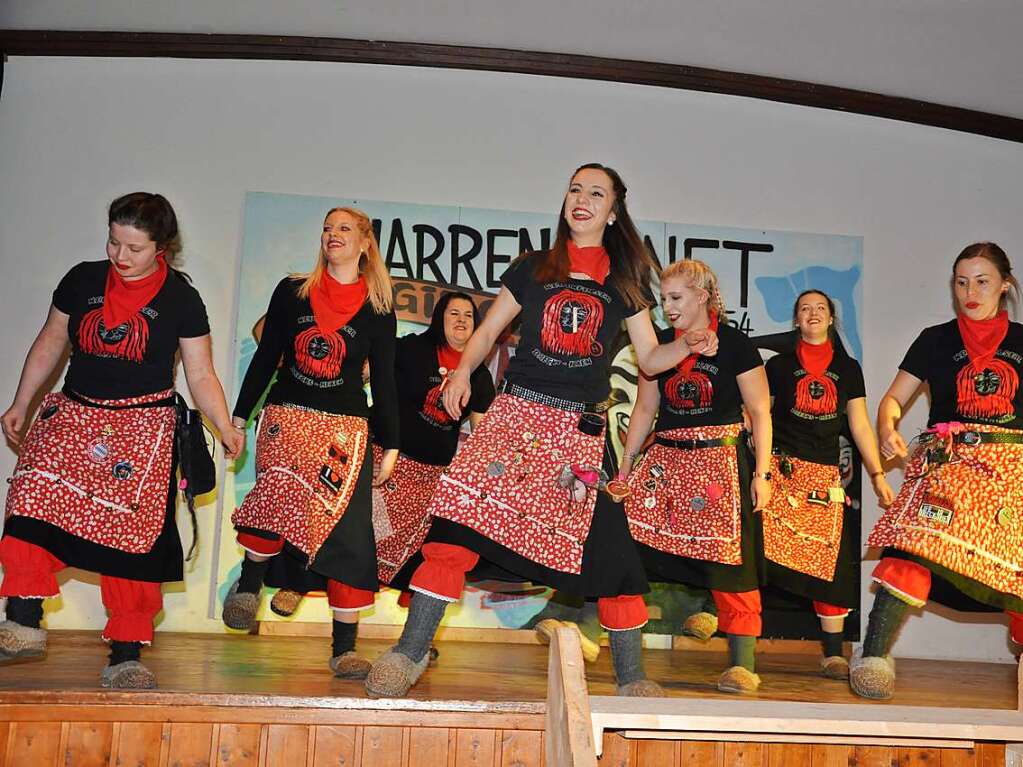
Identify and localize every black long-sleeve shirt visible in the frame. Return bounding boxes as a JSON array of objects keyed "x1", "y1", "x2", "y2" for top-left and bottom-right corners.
[{"x1": 233, "y1": 277, "x2": 399, "y2": 449}]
